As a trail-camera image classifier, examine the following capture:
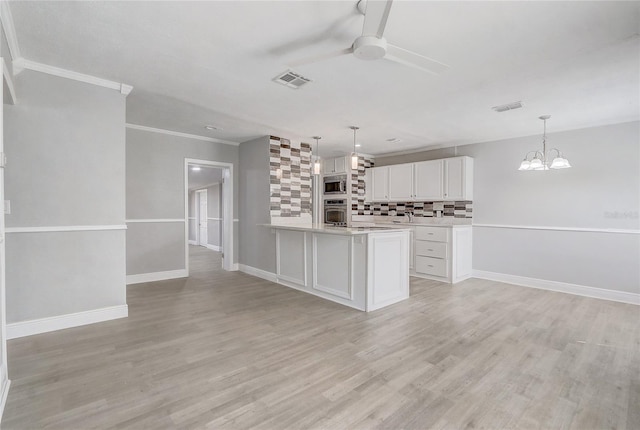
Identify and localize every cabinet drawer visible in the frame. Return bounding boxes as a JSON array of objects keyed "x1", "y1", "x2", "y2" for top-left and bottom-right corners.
[
  {"x1": 415, "y1": 240, "x2": 447, "y2": 258},
  {"x1": 415, "y1": 256, "x2": 448, "y2": 277},
  {"x1": 415, "y1": 226, "x2": 448, "y2": 242}
]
